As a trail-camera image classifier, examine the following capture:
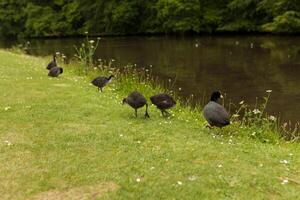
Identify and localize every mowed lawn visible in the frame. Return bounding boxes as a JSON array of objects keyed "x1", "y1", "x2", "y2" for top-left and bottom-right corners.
[{"x1": 0, "y1": 50, "x2": 300, "y2": 200}]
